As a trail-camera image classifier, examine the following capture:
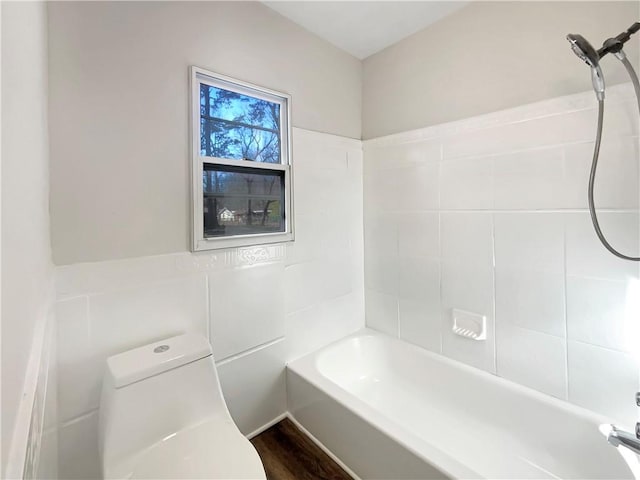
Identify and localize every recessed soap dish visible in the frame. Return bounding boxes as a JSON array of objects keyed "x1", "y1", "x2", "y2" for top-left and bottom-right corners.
[{"x1": 452, "y1": 308, "x2": 486, "y2": 341}]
